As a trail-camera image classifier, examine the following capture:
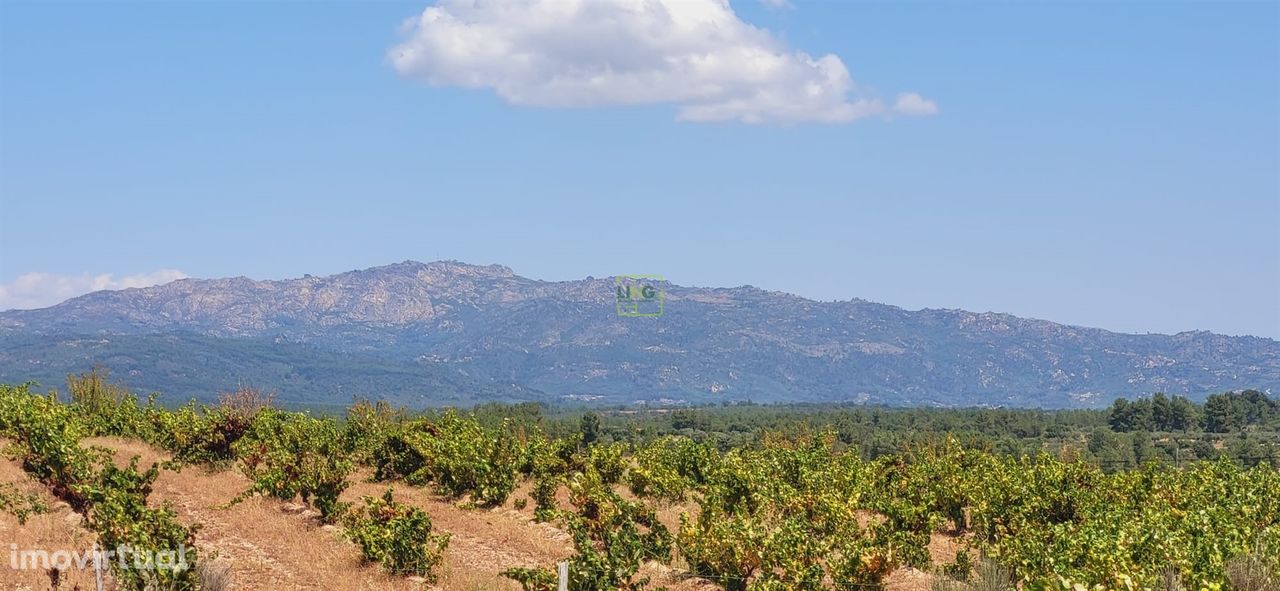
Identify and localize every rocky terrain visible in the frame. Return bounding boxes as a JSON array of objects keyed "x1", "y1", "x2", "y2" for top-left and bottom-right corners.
[{"x1": 2, "y1": 260, "x2": 1276, "y2": 407}]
